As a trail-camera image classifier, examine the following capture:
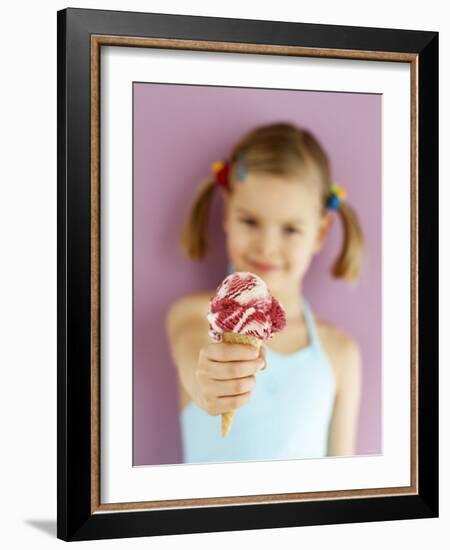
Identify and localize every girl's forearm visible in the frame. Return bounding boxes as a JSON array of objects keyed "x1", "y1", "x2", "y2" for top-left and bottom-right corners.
[{"x1": 166, "y1": 317, "x2": 209, "y2": 403}]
